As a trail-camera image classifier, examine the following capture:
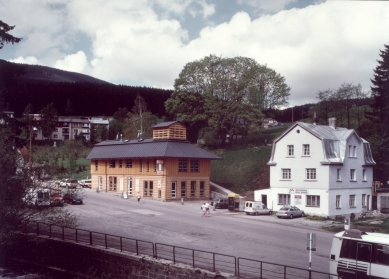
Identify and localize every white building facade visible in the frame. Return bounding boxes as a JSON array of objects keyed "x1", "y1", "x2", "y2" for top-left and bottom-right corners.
[{"x1": 255, "y1": 118, "x2": 375, "y2": 219}]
